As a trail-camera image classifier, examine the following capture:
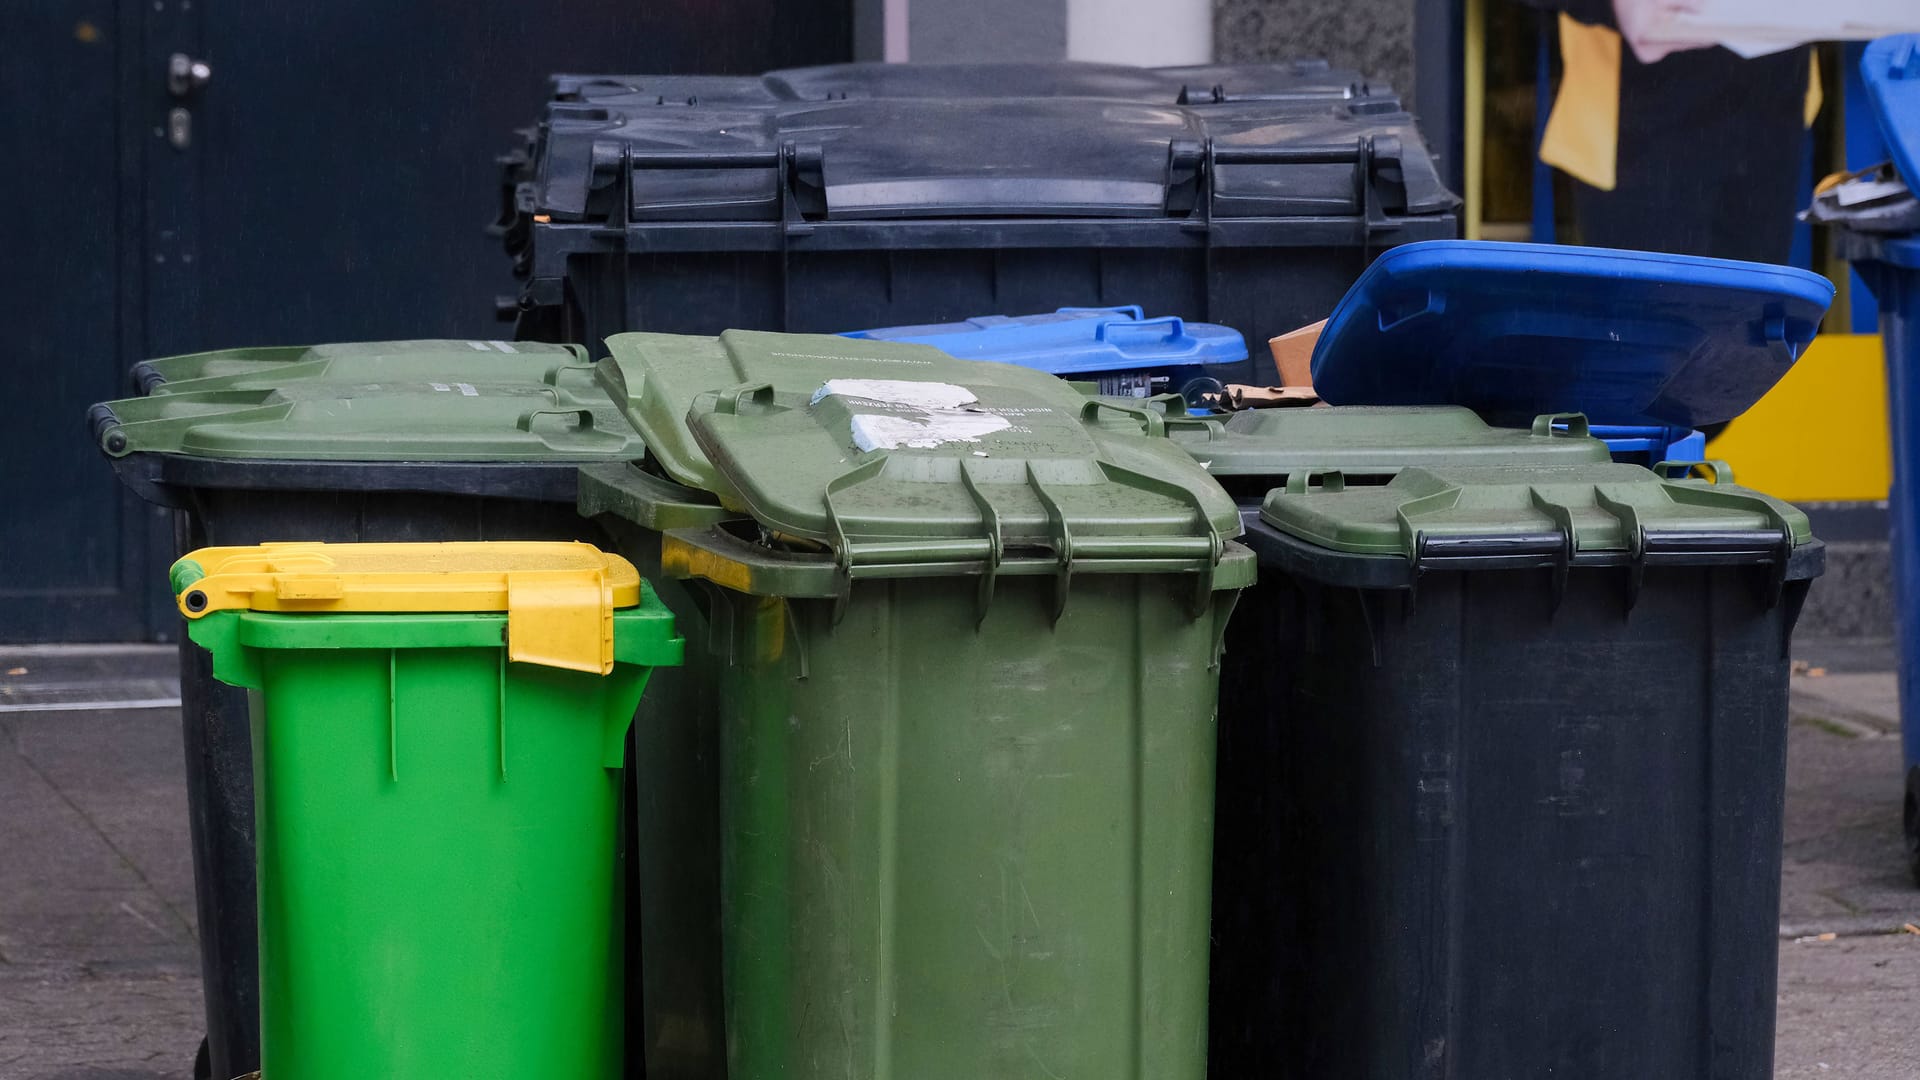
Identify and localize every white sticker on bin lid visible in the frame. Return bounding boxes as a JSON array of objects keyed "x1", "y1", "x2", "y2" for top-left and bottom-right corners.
[
  {"x1": 813, "y1": 378, "x2": 1012, "y2": 451},
  {"x1": 849, "y1": 411, "x2": 1012, "y2": 451},
  {"x1": 811, "y1": 378, "x2": 978, "y2": 411}
]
